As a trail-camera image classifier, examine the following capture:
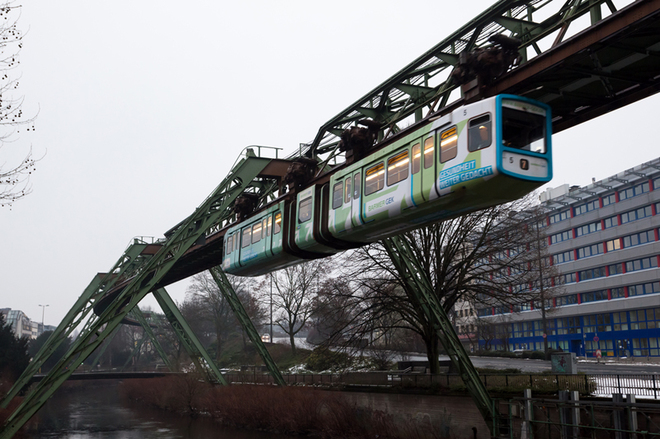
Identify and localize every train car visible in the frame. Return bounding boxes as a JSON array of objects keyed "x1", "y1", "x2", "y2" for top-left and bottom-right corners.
[{"x1": 224, "y1": 94, "x2": 552, "y2": 276}]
